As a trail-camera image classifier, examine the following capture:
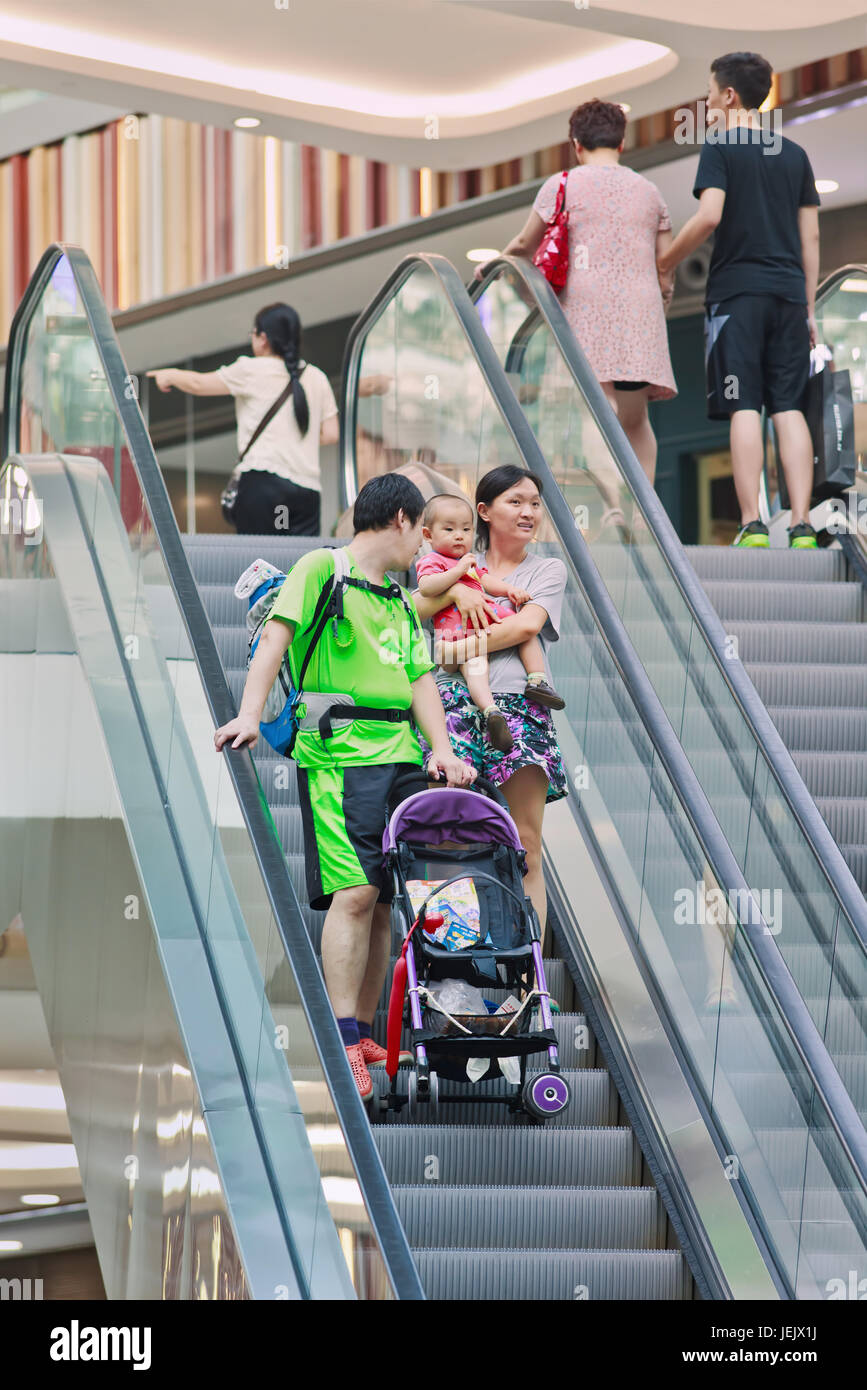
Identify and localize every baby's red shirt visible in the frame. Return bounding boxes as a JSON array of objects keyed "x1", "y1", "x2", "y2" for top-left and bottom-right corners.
[{"x1": 415, "y1": 551, "x2": 488, "y2": 594}]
